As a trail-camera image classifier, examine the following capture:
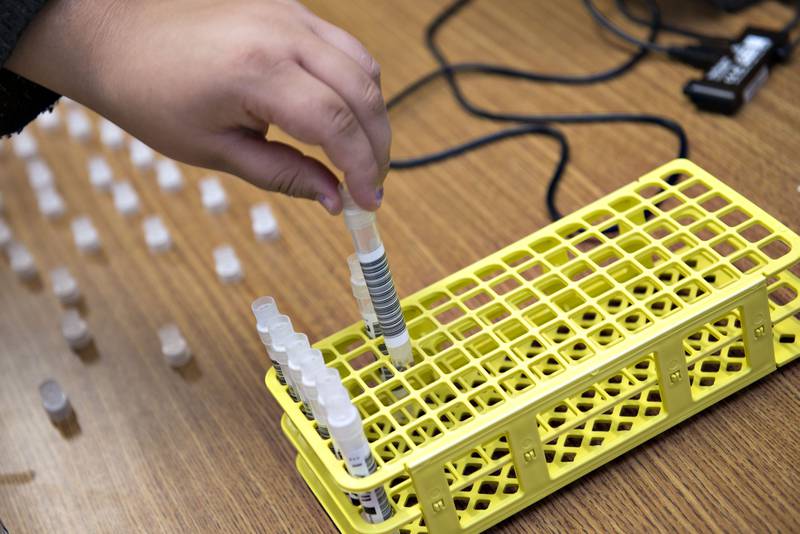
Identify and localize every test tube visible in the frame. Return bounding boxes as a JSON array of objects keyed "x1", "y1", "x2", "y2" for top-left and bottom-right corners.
[
  {"x1": 317, "y1": 378, "x2": 362, "y2": 507},
  {"x1": 287, "y1": 340, "x2": 320, "y2": 420},
  {"x1": 267, "y1": 315, "x2": 296, "y2": 392},
  {"x1": 340, "y1": 185, "x2": 413, "y2": 371},
  {"x1": 282, "y1": 332, "x2": 310, "y2": 404},
  {"x1": 327, "y1": 393, "x2": 394, "y2": 523},
  {"x1": 347, "y1": 254, "x2": 382, "y2": 338},
  {"x1": 302, "y1": 366, "x2": 340, "y2": 439}
]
